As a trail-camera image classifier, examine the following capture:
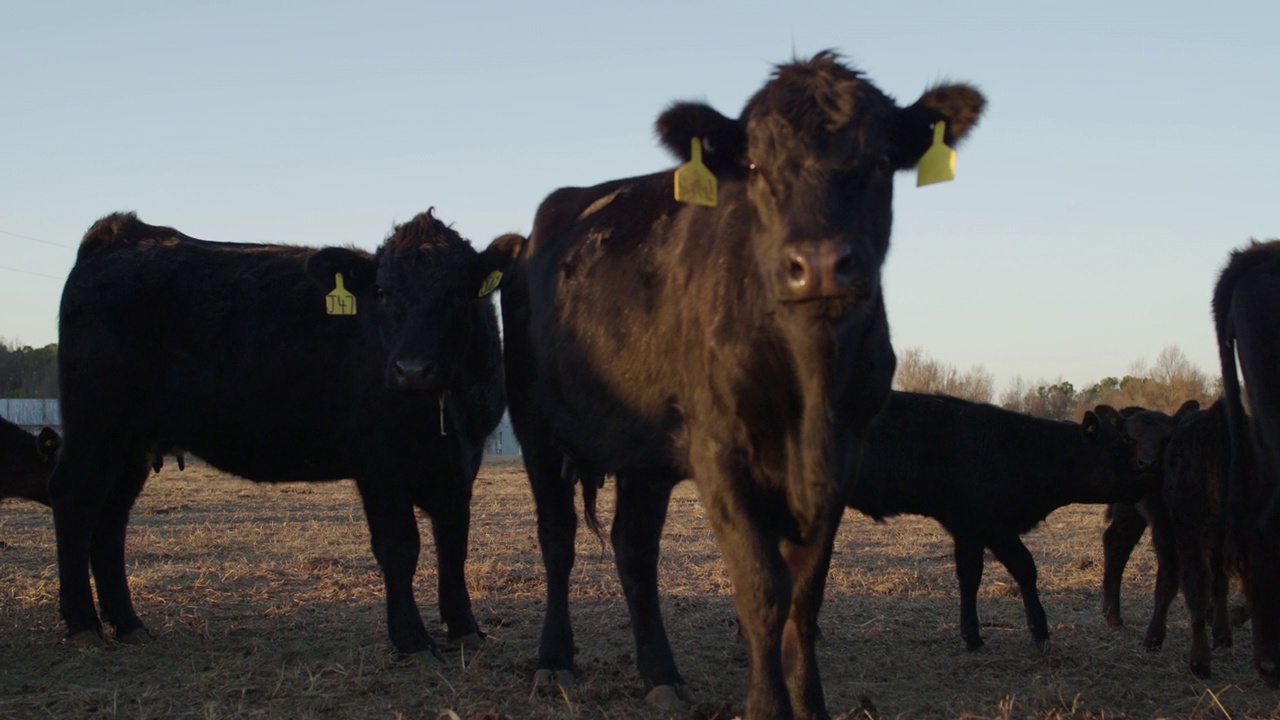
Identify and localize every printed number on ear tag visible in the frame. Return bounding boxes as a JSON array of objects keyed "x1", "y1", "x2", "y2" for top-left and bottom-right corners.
[
  {"x1": 674, "y1": 137, "x2": 717, "y2": 207},
  {"x1": 478, "y1": 270, "x2": 503, "y2": 297},
  {"x1": 326, "y1": 273, "x2": 357, "y2": 315},
  {"x1": 917, "y1": 121, "x2": 957, "y2": 188}
]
